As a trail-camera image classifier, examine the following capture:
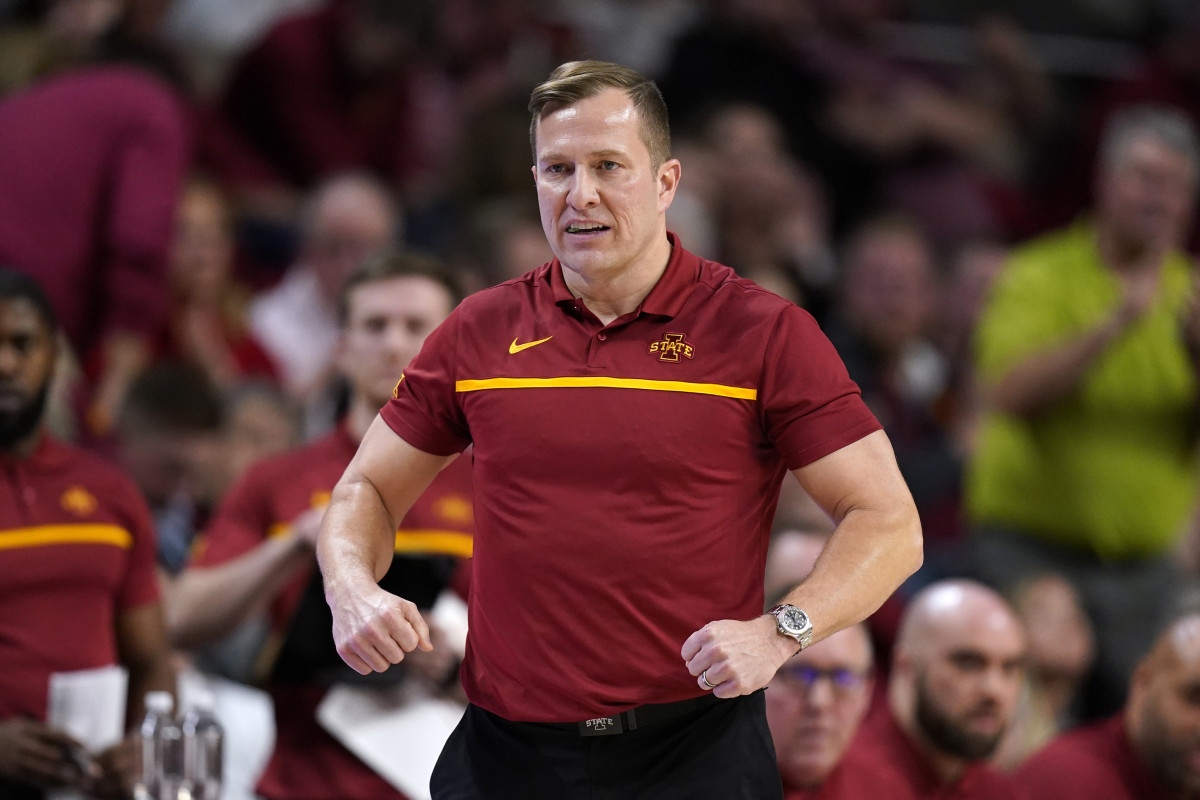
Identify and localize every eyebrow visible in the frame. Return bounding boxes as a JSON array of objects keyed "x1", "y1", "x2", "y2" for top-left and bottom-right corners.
[{"x1": 538, "y1": 149, "x2": 629, "y2": 163}]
